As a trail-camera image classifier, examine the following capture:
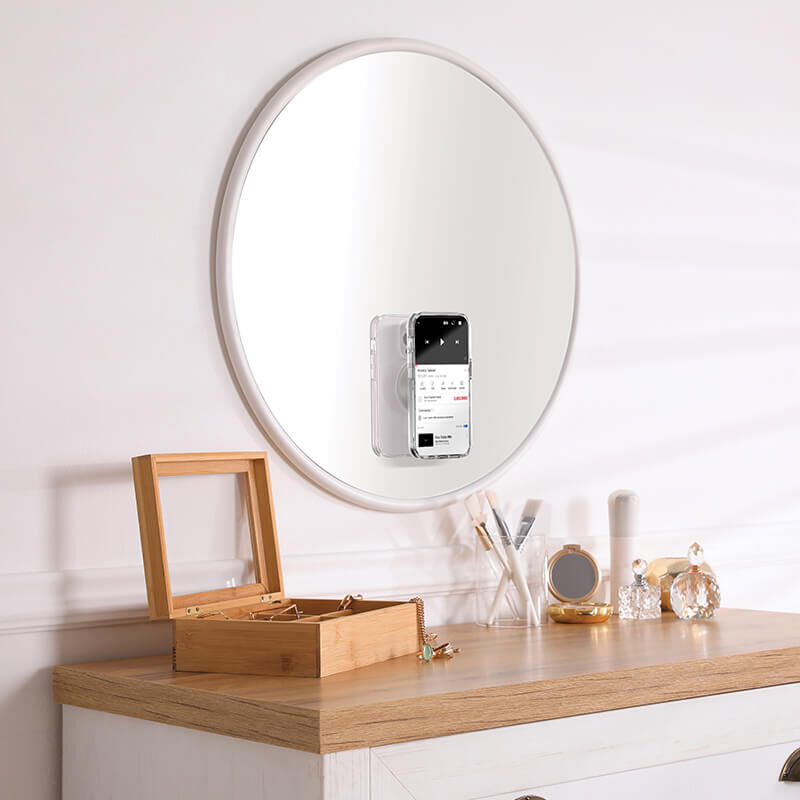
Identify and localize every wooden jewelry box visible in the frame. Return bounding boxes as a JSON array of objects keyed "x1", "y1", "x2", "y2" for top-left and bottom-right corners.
[{"x1": 131, "y1": 452, "x2": 419, "y2": 678}]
